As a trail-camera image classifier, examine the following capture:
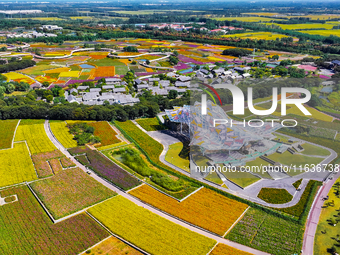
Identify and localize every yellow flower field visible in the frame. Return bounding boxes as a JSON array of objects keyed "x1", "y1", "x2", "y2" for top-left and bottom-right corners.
[
  {"x1": 44, "y1": 67, "x2": 70, "y2": 73},
  {"x1": 129, "y1": 185, "x2": 248, "y2": 236},
  {"x1": 210, "y1": 243, "x2": 253, "y2": 255},
  {"x1": 88, "y1": 195, "x2": 216, "y2": 255},
  {"x1": 50, "y1": 121, "x2": 78, "y2": 149},
  {"x1": 14, "y1": 123, "x2": 57, "y2": 154},
  {"x1": 298, "y1": 29, "x2": 340, "y2": 37},
  {"x1": 59, "y1": 71, "x2": 80, "y2": 77},
  {"x1": 0, "y1": 142, "x2": 37, "y2": 188},
  {"x1": 223, "y1": 32, "x2": 291, "y2": 40}
]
